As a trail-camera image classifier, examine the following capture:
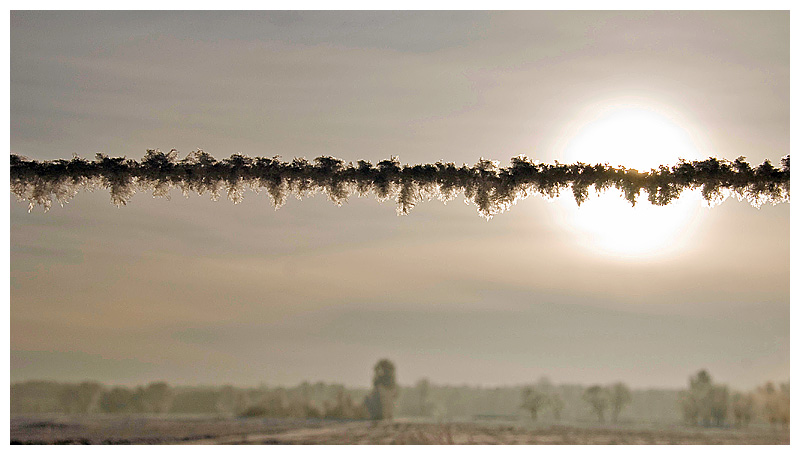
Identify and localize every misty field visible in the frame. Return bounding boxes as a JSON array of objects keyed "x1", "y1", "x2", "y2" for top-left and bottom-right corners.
[{"x1": 11, "y1": 415, "x2": 788, "y2": 445}]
